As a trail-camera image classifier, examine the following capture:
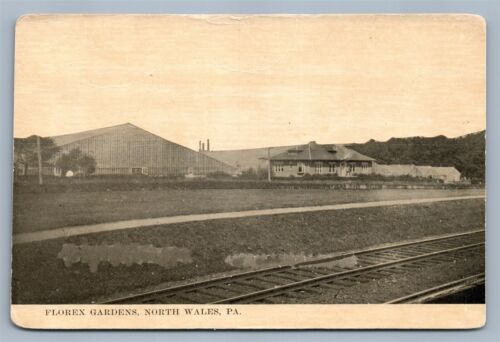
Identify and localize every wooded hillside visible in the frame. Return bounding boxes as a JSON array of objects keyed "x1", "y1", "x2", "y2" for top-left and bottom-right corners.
[{"x1": 348, "y1": 131, "x2": 485, "y2": 182}]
